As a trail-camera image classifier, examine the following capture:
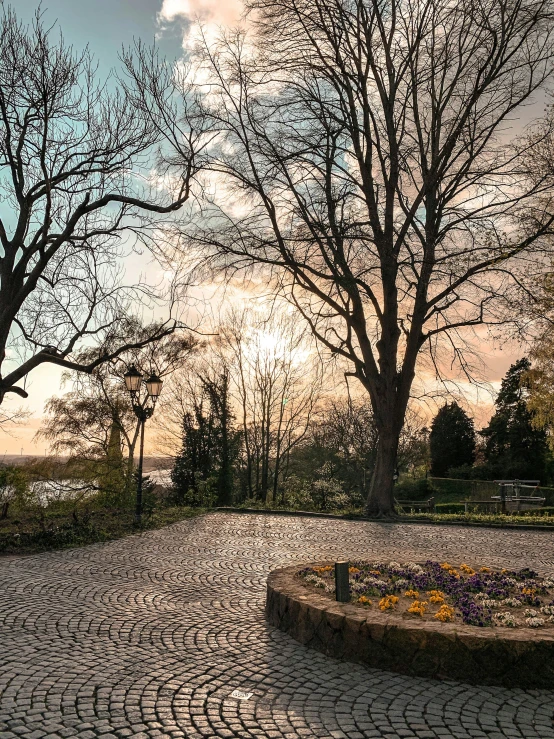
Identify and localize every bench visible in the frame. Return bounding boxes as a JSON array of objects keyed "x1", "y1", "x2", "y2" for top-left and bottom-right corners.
[{"x1": 396, "y1": 497, "x2": 435, "y2": 513}]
